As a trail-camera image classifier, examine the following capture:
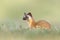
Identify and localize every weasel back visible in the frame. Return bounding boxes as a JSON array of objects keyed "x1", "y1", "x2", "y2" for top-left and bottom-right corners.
[{"x1": 36, "y1": 20, "x2": 51, "y2": 29}]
